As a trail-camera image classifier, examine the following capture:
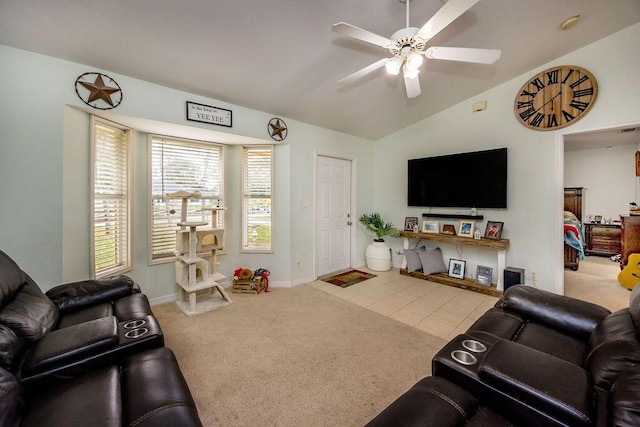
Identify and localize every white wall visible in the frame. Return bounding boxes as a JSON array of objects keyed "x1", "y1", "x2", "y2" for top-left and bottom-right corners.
[
  {"x1": 565, "y1": 144, "x2": 638, "y2": 222},
  {"x1": 0, "y1": 44, "x2": 373, "y2": 300},
  {"x1": 374, "y1": 23, "x2": 640, "y2": 293}
]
